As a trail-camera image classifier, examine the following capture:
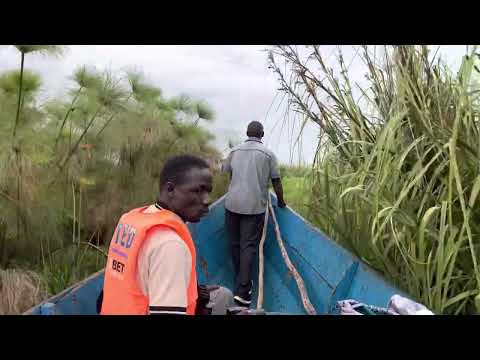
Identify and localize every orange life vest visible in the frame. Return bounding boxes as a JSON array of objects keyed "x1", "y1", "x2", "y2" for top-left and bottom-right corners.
[{"x1": 100, "y1": 206, "x2": 198, "y2": 315}]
